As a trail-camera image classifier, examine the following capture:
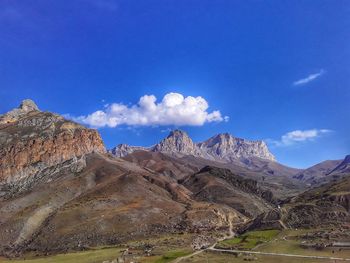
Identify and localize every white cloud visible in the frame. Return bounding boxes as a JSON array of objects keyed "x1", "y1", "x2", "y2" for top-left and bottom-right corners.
[
  {"x1": 269, "y1": 129, "x2": 332, "y2": 147},
  {"x1": 293, "y1": 69, "x2": 325, "y2": 86},
  {"x1": 71, "y1": 92, "x2": 228, "y2": 128}
]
